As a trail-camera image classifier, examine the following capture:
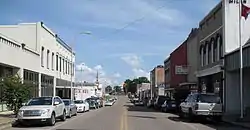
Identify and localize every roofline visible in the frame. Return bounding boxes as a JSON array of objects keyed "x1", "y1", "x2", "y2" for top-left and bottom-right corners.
[
  {"x1": 199, "y1": 1, "x2": 222, "y2": 26},
  {"x1": 40, "y1": 22, "x2": 74, "y2": 55}
]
